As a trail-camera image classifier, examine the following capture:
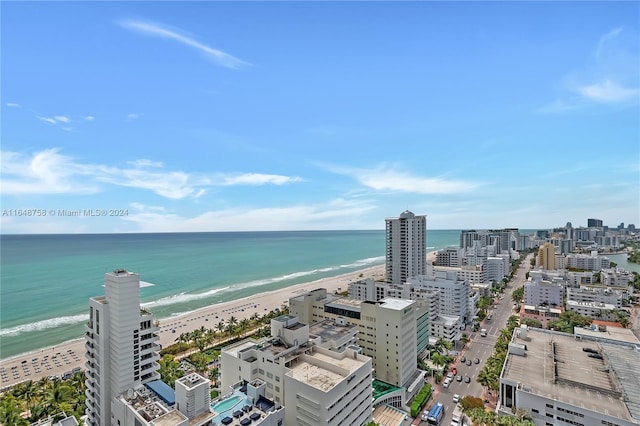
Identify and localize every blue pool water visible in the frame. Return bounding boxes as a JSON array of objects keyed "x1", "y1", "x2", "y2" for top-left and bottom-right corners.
[{"x1": 212, "y1": 395, "x2": 243, "y2": 413}]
